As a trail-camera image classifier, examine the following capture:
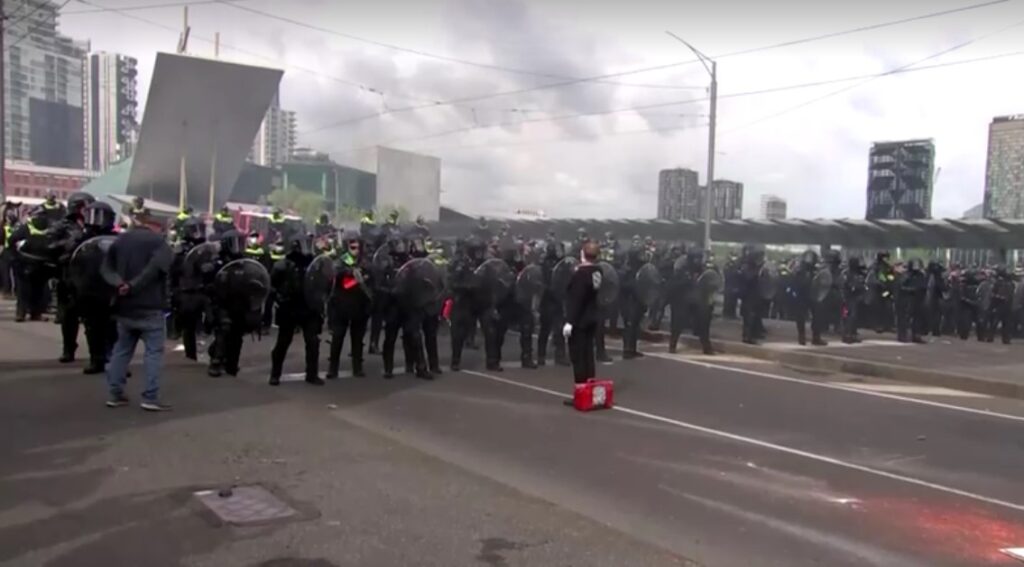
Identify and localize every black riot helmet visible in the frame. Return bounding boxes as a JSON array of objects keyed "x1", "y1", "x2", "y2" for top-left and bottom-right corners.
[
  {"x1": 289, "y1": 233, "x2": 314, "y2": 257},
  {"x1": 800, "y1": 249, "x2": 819, "y2": 268},
  {"x1": 465, "y1": 236, "x2": 485, "y2": 261},
  {"x1": 994, "y1": 264, "x2": 1010, "y2": 278},
  {"x1": 742, "y1": 243, "x2": 765, "y2": 266},
  {"x1": 29, "y1": 206, "x2": 50, "y2": 229},
  {"x1": 219, "y1": 229, "x2": 247, "y2": 257},
  {"x1": 824, "y1": 249, "x2": 842, "y2": 267},
  {"x1": 876, "y1": 251, "x2": 891, "y2": 266},
  {"x1": 83, "y1": 201, "x2": 115, "y2": 232},
  {"x1": 926, "y1": 259, "x2": 945, "y2": 275},
  {"x1": 409, "y1": 236, "x2": 428, "y2": 258},
  {"x1": 318, "y1": 213, "x2": 330, "y2": 225},
  {"x1": 391, "y1": 237, "x2": 408, "y2": 256},
  {"x1": 848, "y1": 256, "x2": 865, "y2": 272},
  {"x1": 66, "y1": 191, "x2": 95, "y2": 216},
  {"x1": 179, "y1": 216, "x2": 205, "y2": 243},
  {"x1": 686, "y1": 248, "x2": 706, "y2": 269},
  {"x1": 906, "y1": 258, "x2": 924, "y2": 273}
]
